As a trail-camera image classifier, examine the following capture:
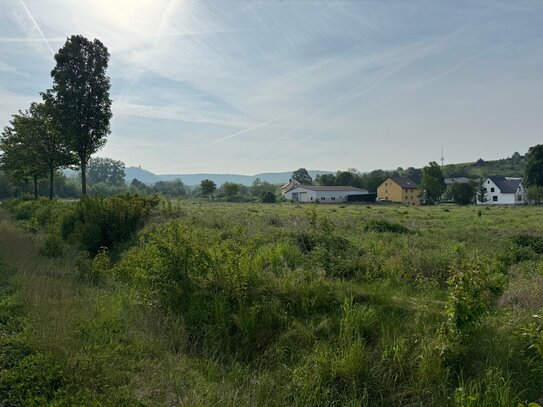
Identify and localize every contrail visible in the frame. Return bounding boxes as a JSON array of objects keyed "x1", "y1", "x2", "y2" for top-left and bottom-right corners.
[
  {"x1": 18, "y1": 0, "x2": 54, "y2": 56},
  {"x1": 0, "y1": 37, "x2": 64, "y2": 44},
  {"x1": 205, "y1": 115, "x2": 288, "y2": 147}
]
